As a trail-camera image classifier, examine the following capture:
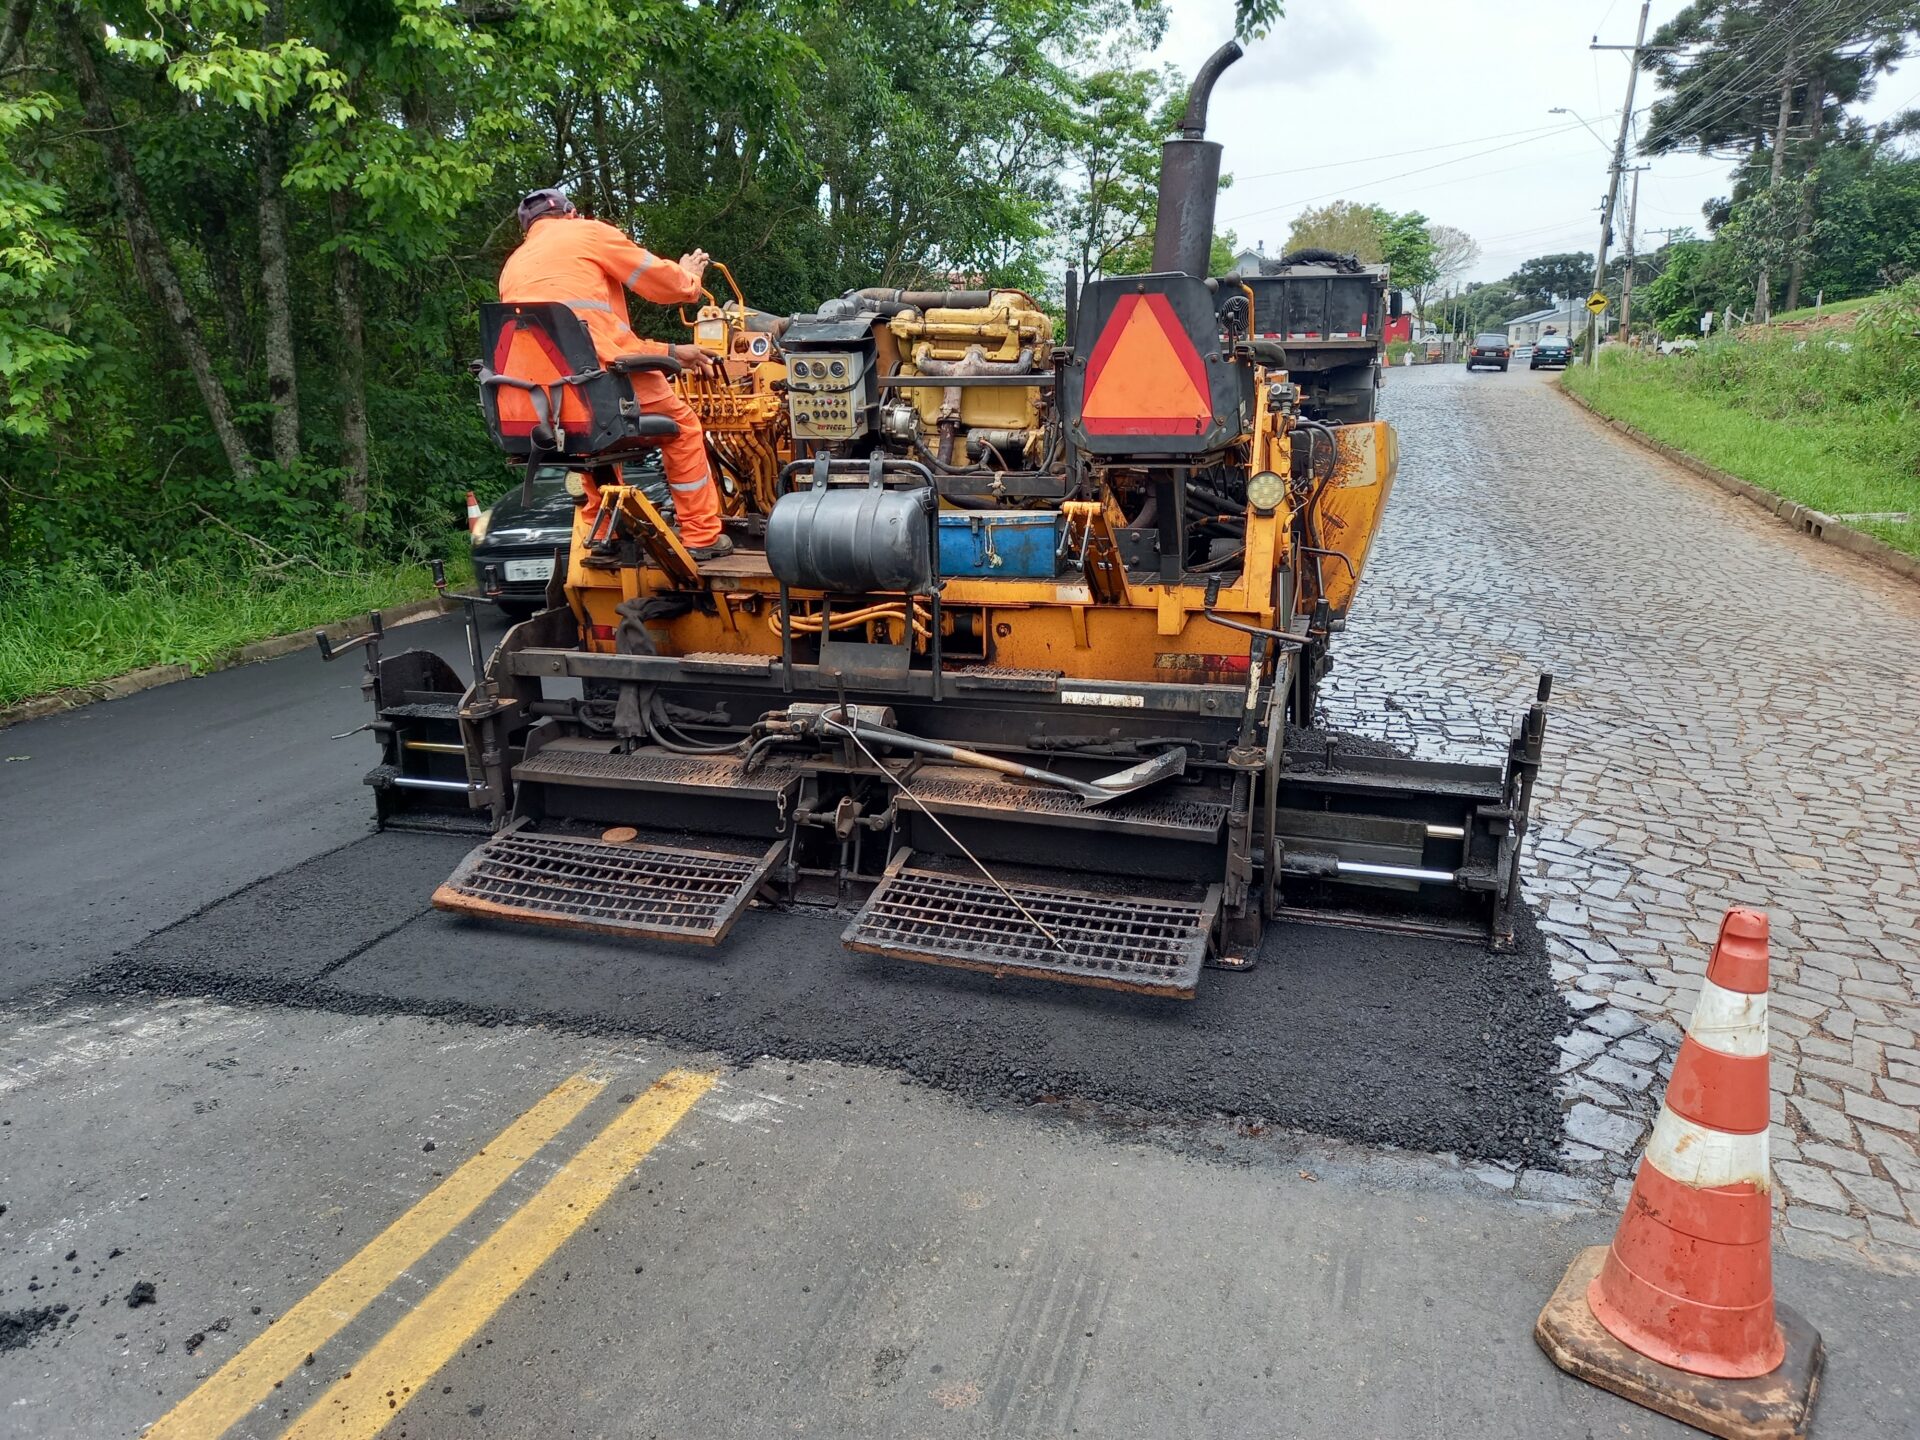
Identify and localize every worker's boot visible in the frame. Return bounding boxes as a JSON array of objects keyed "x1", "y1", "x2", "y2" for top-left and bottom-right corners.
[{"x1": 688, "y1": 533, "x2": 734, "y2": 562}]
